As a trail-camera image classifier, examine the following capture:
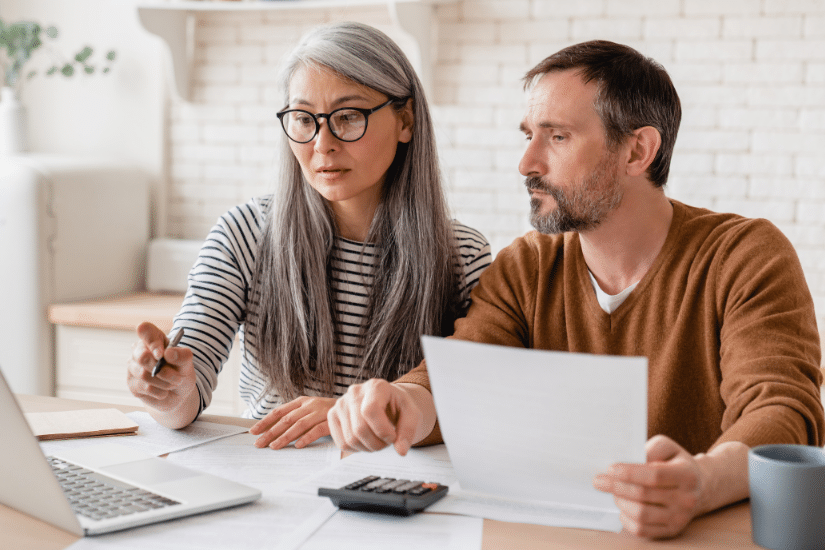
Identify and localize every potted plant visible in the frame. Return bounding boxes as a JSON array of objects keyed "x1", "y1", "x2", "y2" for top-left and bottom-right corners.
[{"x1": 0, "y1": 18, "x2": 116, "y2": 154}]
